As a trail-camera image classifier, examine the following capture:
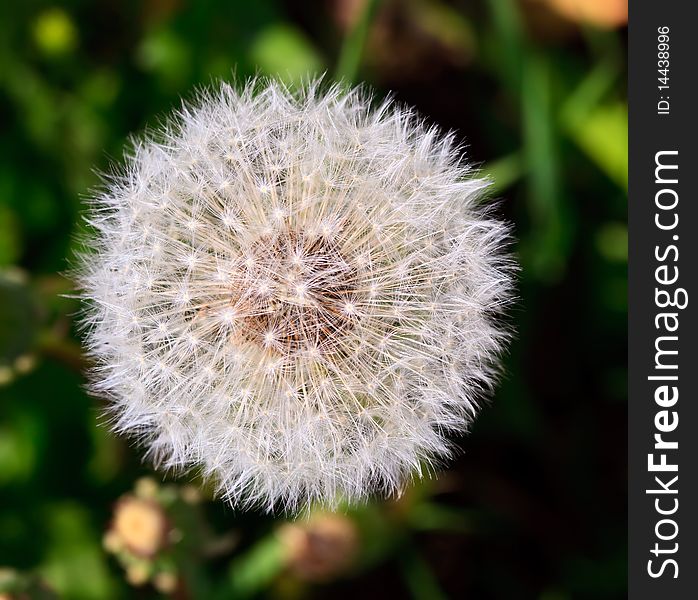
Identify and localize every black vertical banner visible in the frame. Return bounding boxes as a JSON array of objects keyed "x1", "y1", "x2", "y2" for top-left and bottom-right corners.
[{"x1": 629, "y1": 1, "x2": 698, "y2": 597}]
